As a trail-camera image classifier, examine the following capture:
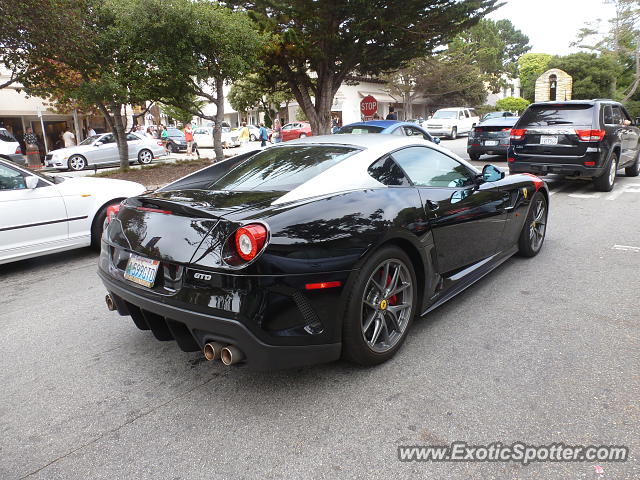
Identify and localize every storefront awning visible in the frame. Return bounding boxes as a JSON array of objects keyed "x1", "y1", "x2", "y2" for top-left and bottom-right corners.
[{"x1": 358, "y1": 91, "x2": 399, "y2": 103}]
